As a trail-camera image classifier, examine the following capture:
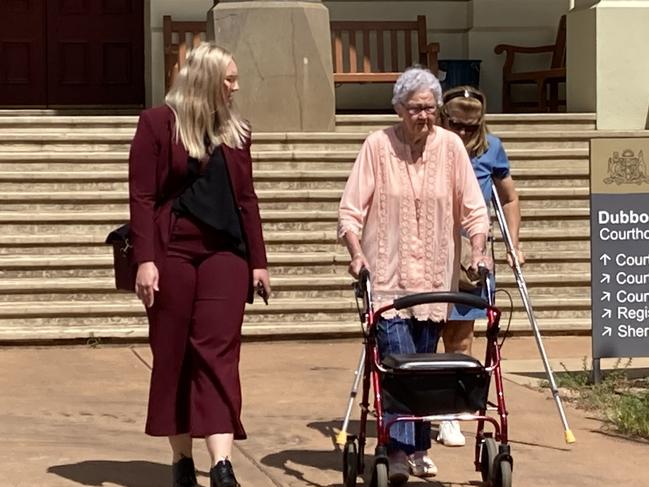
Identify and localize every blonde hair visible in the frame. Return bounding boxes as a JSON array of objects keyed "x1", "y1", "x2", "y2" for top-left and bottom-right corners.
[
  {"x1": 165, "y1": 42, "x2": 249, "y2": 157},
  {"x1": 441, "y1": 85, "x2": 489, "y2": 157}
]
